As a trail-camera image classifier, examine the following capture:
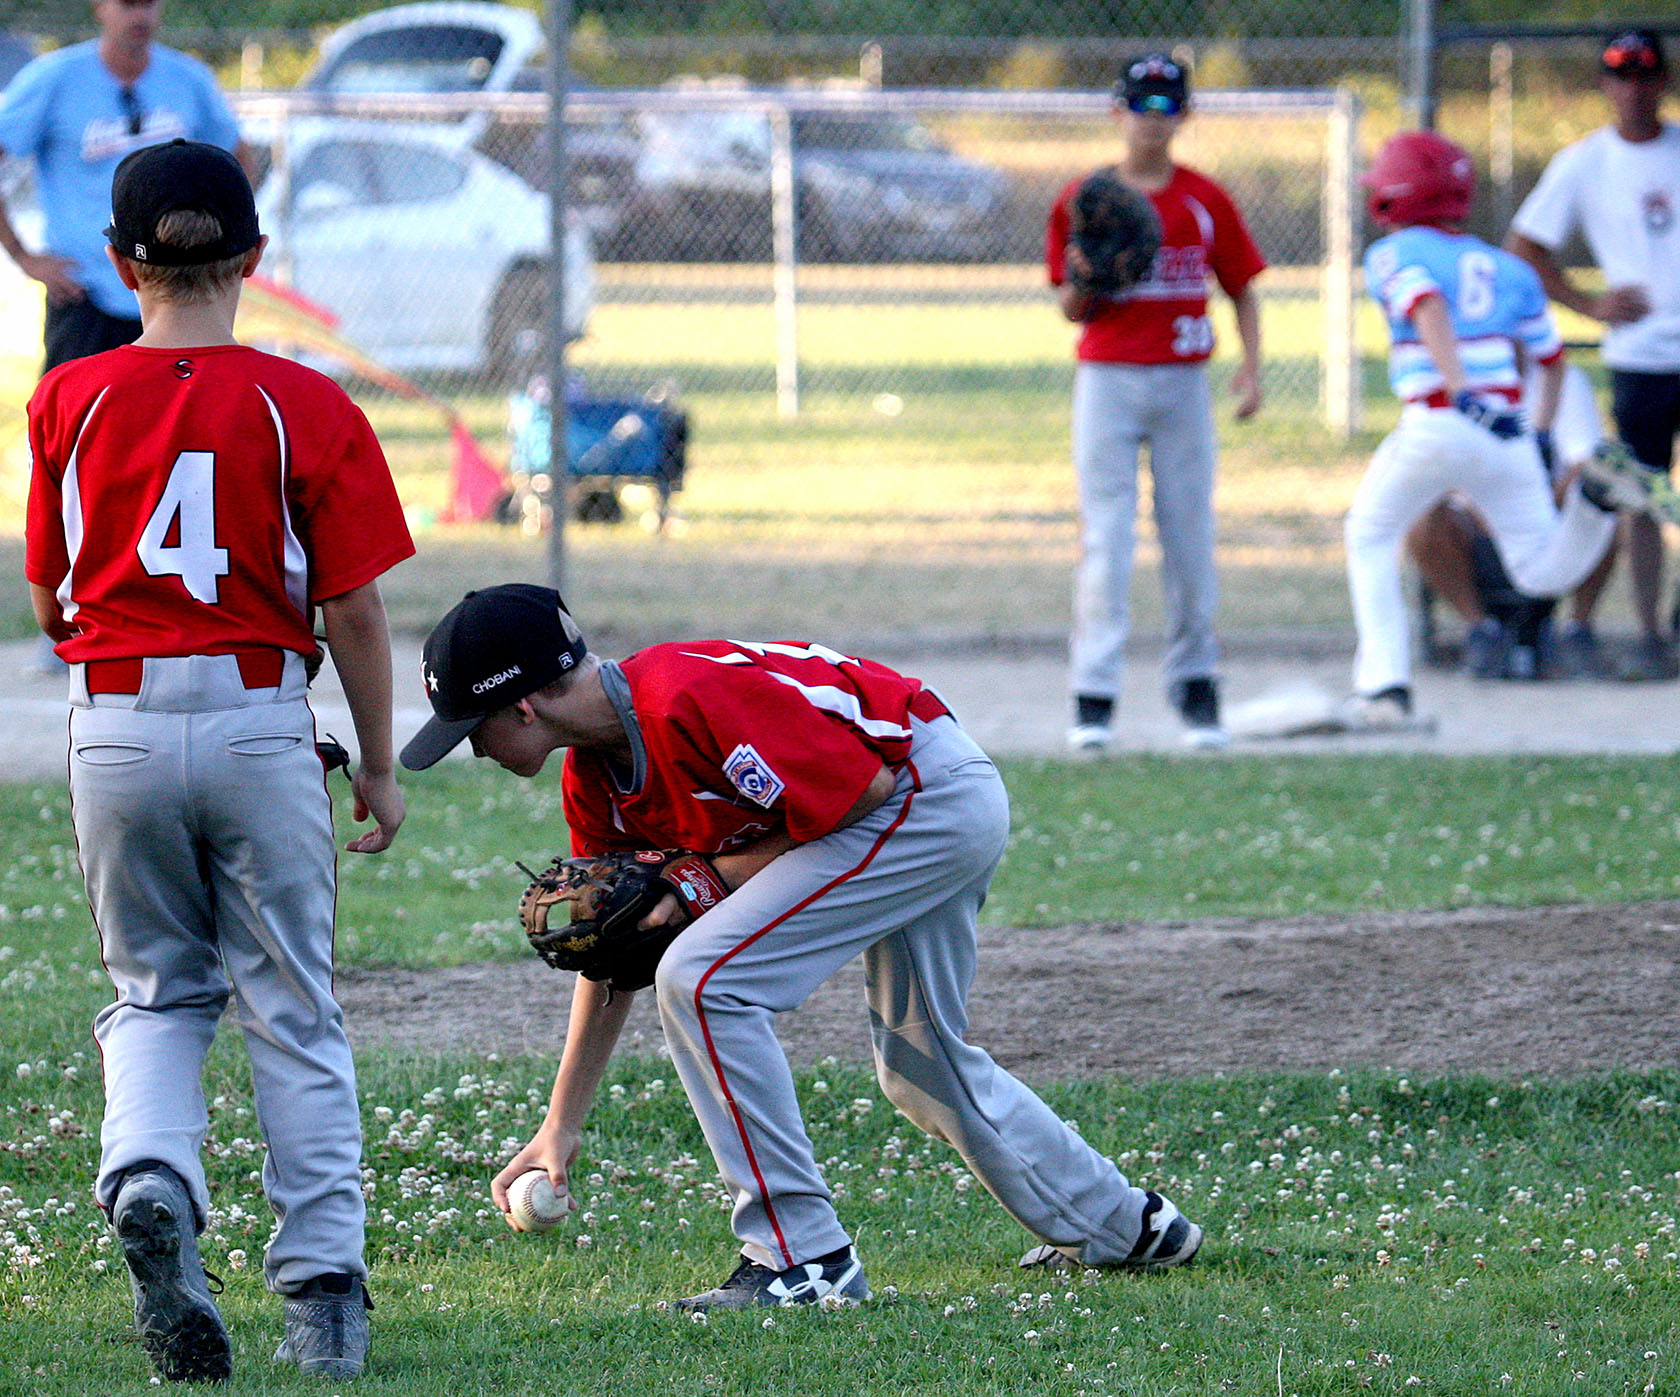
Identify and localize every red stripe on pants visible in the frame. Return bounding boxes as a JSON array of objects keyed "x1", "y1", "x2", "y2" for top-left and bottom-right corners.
[{"x1": 691, "y1": 768, "x2": 919, "y2": 1269}]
